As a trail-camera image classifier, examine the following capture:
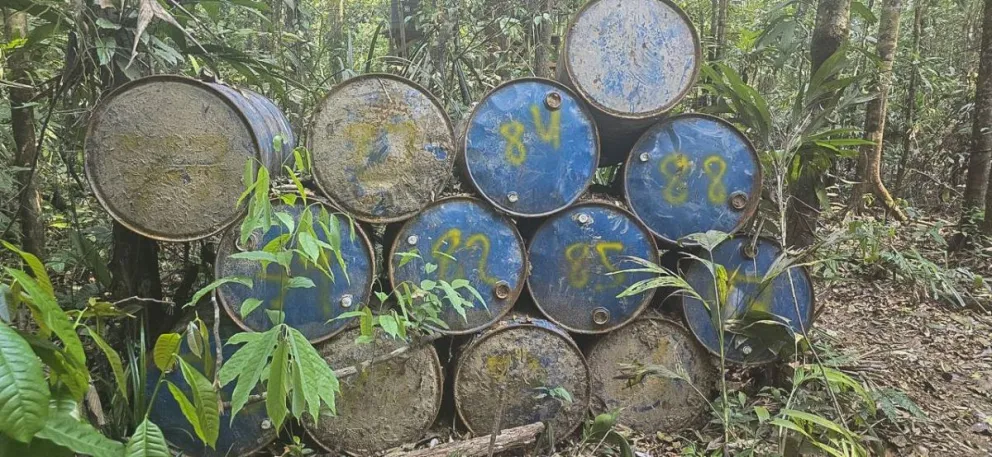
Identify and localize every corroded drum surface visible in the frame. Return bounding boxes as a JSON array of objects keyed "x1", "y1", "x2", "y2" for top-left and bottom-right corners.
[
  {"x1": 463, "y1": 78, "x2": 598, "y2": 217},
  {"x1": 147, "y1": 339, "x2": 277, "y2": 457},
  {"x1": 527, "y1": 202, "x2": 658, "y2": 333},
  {"x1": 559, "y1": 0, "x2": 700, "y2": 163},
  {"x1": 215, "y1": 201, "x2": 375, "y2": 343},
  {"x1": 307, "y1": 328, "x2": 443, "y2": 454},
  {"x1": 454, "y1": 316, "x2": 590, "y2": 440},
  {"x1": 389, "y1": 196, "x2": 526, "y2": 334},
  {"x1": 682, "y1": 236, "x2": 815, "y2": 365},
  {"x1": 586, "y1": 317, "x2": 716, "y2": 433},
  {"x1": 624, "y1": 114, "x2": 761, "y2": 246},
  {"x1": 309, "y1": 74, "x2": 455, "y2": 223},
  {"x1": 85, "y1": 75, "x2": 292, "y2": 241}
]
